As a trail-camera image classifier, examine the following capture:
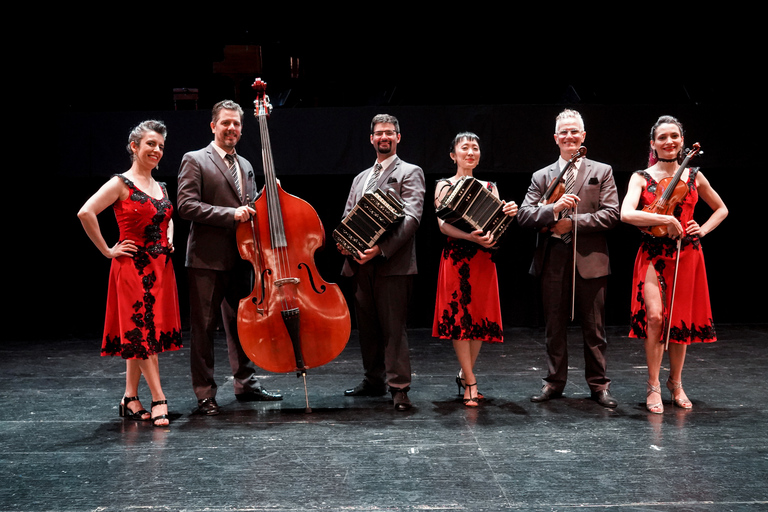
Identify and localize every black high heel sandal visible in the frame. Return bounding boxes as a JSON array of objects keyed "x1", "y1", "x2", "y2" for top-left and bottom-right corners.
[
  {"x1": 150, "y1": 399, "x2": 170, "y2": 427},
  {"x1": 456, "y1": 371, "x2": 485, "y2": 400},
  {"x1": 463, "y1": 382, "x2": 480, "y2": 408},
  {"x1": 119, "y1": 396, "x2": 149, "y2": 420}
]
